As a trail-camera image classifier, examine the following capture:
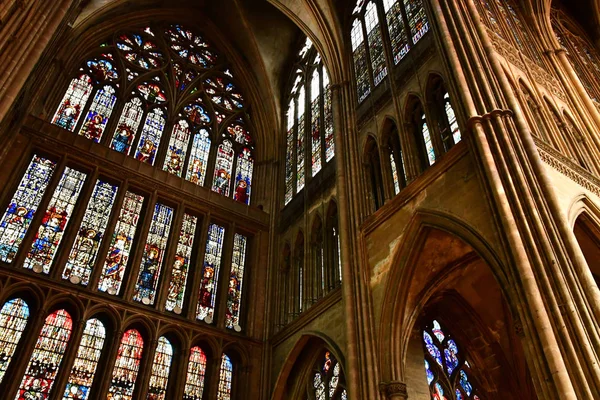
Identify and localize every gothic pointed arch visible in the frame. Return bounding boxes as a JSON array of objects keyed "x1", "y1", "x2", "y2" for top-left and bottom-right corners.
[{"x1": 364, "y1": 135, "x2": 385, "y2": 211}]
